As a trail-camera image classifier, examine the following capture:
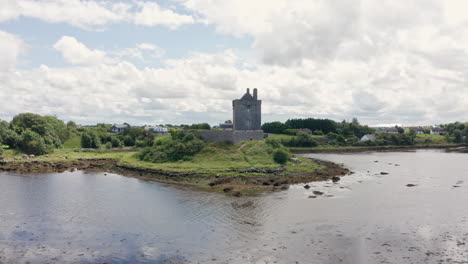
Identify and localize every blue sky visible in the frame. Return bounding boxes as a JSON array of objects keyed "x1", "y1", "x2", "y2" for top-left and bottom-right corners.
[{"x1": 1, "y1": 0, "x2": 468, "y2": 126}]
